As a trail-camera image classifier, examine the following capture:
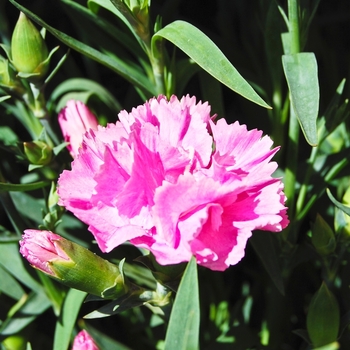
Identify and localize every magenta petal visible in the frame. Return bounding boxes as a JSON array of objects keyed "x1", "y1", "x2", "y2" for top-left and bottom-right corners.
[{"x1": 57, "y1": 95, "x2": 289, "y2": 270}]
